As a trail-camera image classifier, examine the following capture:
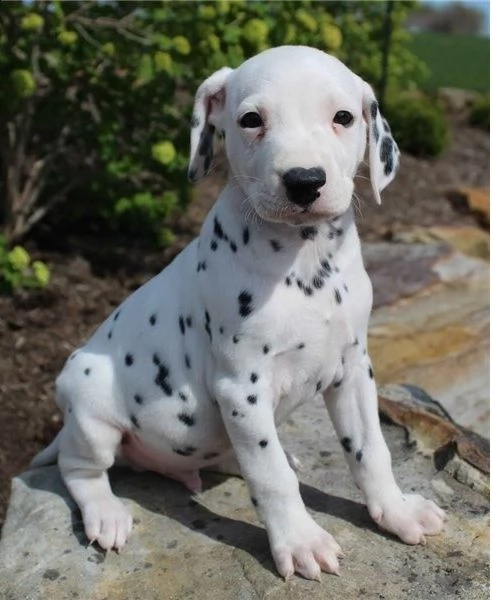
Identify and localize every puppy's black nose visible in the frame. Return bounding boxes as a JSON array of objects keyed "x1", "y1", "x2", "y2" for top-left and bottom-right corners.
[{"x1": 282, "y1": 167, "x2": 326, "y2": 207}]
